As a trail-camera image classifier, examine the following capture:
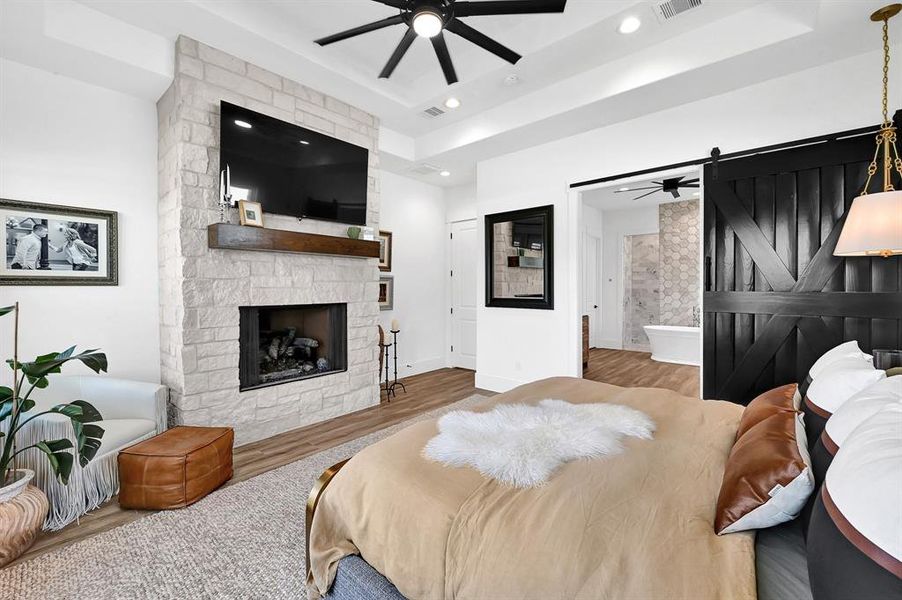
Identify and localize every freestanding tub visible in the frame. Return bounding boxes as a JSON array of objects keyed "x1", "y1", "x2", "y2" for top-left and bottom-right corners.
[{"x1": 643, "y1": 325, "x2": 700, "y2": 366}]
